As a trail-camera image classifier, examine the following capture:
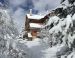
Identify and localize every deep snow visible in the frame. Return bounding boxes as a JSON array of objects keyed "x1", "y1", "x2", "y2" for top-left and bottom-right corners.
[{"x1": 17, "y1": 38, "x2": 65, "y2": 58}]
